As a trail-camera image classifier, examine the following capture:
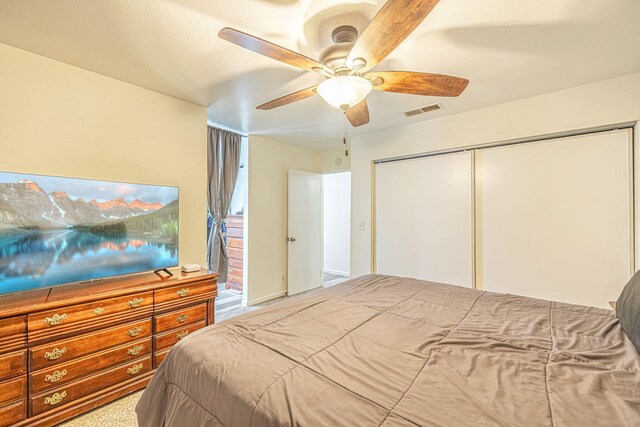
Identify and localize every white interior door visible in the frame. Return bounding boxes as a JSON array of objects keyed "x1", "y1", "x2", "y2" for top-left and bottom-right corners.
[
  {"x1": 375, "y1": 152, "x2": 474, "y2": 287},
  {"x1": 288, "y1": 169, "x2": 323, "y2": 295},
  {"x1": 475, "y1": 129, "x2": 633, "y2": 308}
]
